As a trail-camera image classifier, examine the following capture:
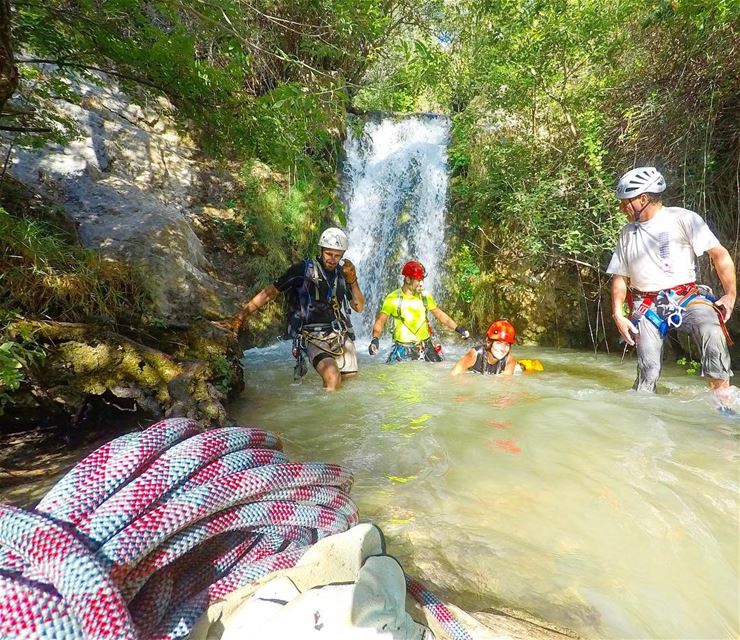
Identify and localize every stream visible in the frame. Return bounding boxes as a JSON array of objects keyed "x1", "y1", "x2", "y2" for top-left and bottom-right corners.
[{"x1": 230, "y1": 341, "x2": 739, "y2": 639}]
